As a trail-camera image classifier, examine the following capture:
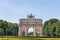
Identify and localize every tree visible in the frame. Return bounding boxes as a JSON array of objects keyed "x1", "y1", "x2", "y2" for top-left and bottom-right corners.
[
  {"x1": 7, "y1": 22, "x2": 18, "y2": 36},
  {"x1": 0, "y1": 28, "x2": 4, "y2": 35},
  {"x1": 0, "y1": 20, "x2": 8, "y2": 35},
  {"x1": 11, "y1": 23, "x2": 18, "y2": 36},
  {"x1": 0, "y1": 20, "x2": 18, "y2": 36},
  {"x1": 0, "y1": 20, "x2": 3, "y2": 28},
  {"x1": 43, "y1": 18, "x2": 59, "y2": 37},
  {"x1": 53, "y1": 21, "x2": 60, "y2": 37},
  {"x1": 2, "y1": 21, "x2": 8, "y2": 35}
]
